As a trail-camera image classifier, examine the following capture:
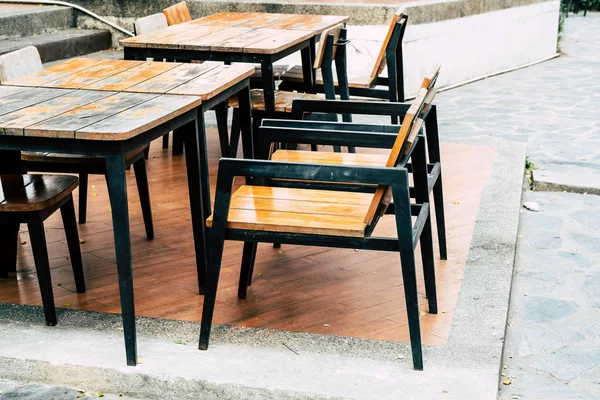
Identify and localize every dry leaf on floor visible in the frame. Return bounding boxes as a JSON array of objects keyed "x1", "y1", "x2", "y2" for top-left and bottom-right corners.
[
  {"x1": 523, "y1": 201, "x2": 540, "y2": 212},
  {"x1": 64, "y1": 302, "x2": 72, "y2": 307},
  {"x1": 419, "y1": 311, "x2": 426, "y2": 316},
  {"x1": 173, "y1": 339, "x2": 186, "y2": 345},
  {"x1": 79, "y1": 239, "x2": 86, "y2": 244},
  {"x1": 503, "y1": 377, "x2": 512, "y2": 385}
]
